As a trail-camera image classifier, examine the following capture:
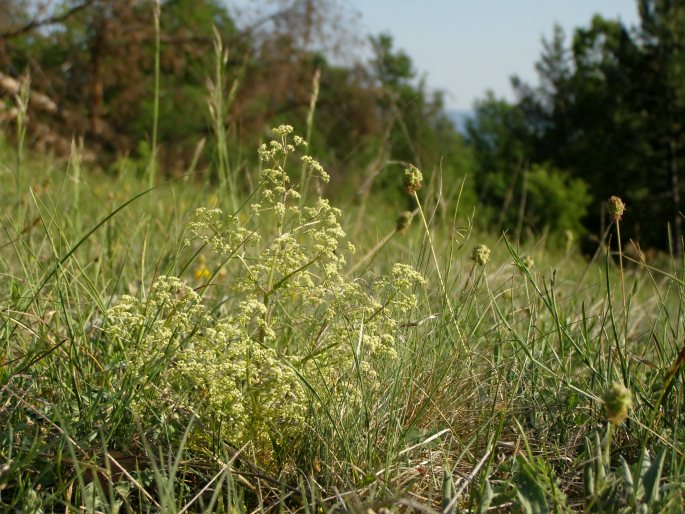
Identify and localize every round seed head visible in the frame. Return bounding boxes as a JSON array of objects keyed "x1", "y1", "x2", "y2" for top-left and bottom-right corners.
[
  {"x1": 522, "y1": 255, "x2": 534, "y2": 269},
  {"x1": 396, "y1": 211, "x2": 413, "y2": 233},
  {"x1": 604, "y1": 382, "x2": 632, "y2": 425},
  {"x1": 472, "y1": 244, "x2": 491, "y2": 266},
  {"x1": 608, "y1": 196, "x2": 625, "y2": 222},
  {"x1": 403, "y1": 165, "x2": 423, "y2": 194}
]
